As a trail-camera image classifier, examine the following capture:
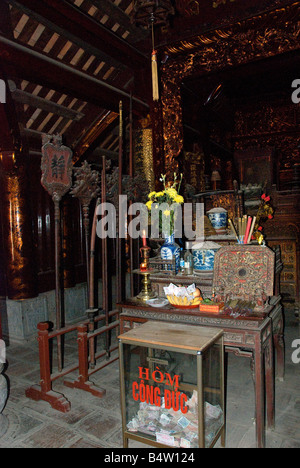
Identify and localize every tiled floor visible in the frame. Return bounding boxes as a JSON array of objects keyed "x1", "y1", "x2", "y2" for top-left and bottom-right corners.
[{"x1": 0, "y1": 307, "x2": 299, "y2": 448}]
